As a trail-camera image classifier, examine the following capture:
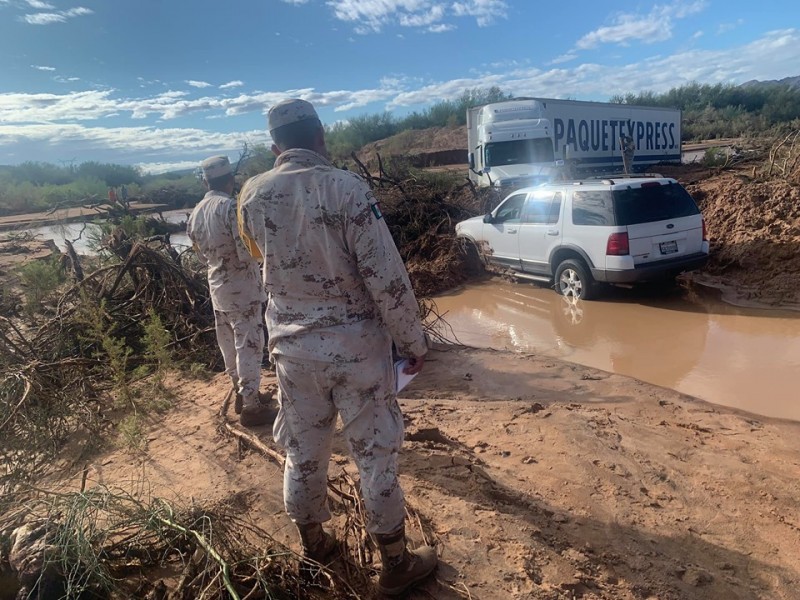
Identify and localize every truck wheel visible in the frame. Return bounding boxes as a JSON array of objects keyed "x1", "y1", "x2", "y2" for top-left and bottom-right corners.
[
  {"x1": 461, "y1": 239, "x2": 488, "y2": 275},
  {"x1": 555, "y1": 259, "x2": 597, "y2": 300}
]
